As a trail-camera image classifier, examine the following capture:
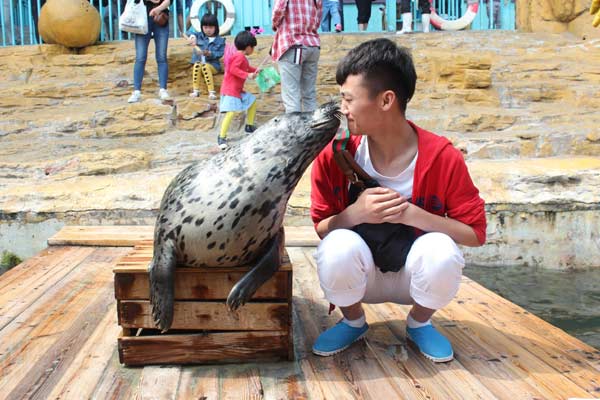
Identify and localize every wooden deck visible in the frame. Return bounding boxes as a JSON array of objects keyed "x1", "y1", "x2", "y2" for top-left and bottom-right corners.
[{"x1": 1, "y1": 226, "x2": 599, "y2": 399}]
